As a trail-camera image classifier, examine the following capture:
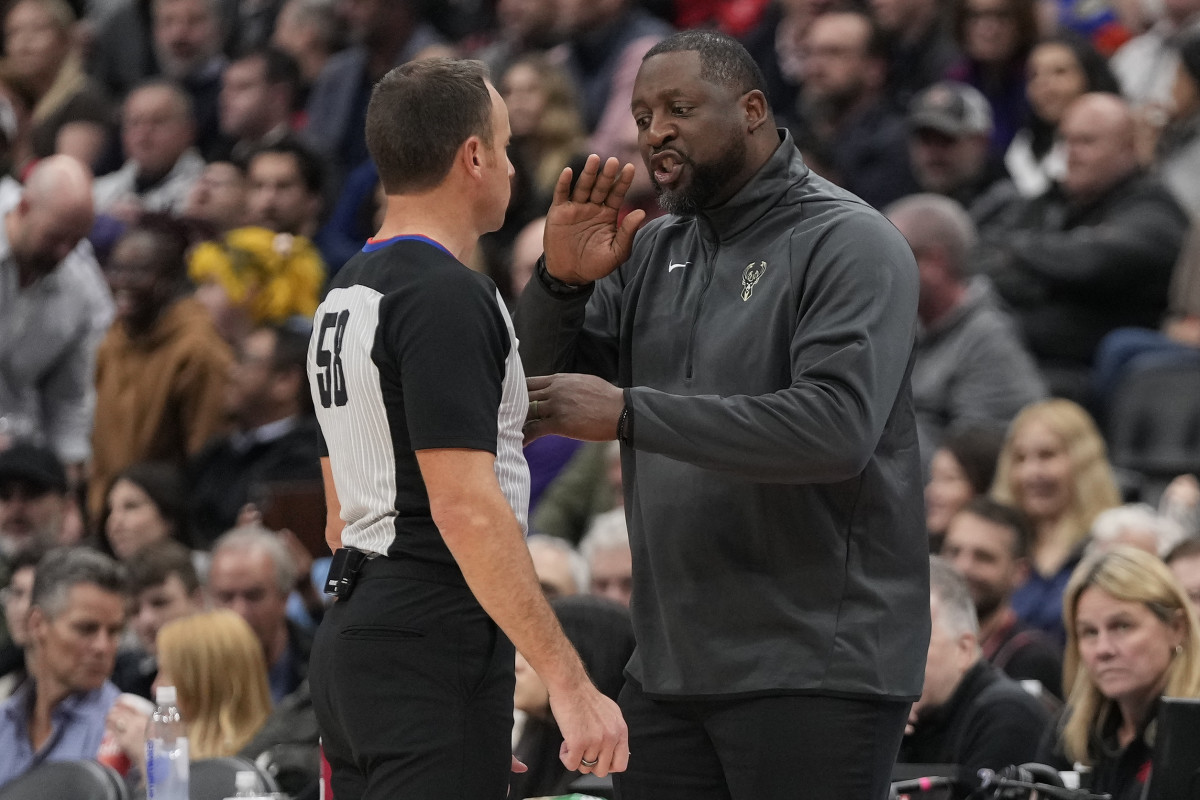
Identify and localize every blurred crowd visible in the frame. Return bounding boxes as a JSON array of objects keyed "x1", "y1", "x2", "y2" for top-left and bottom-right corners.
[{"x1": 2, "y1": 0, "x2": 1200, "y2": 797}]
